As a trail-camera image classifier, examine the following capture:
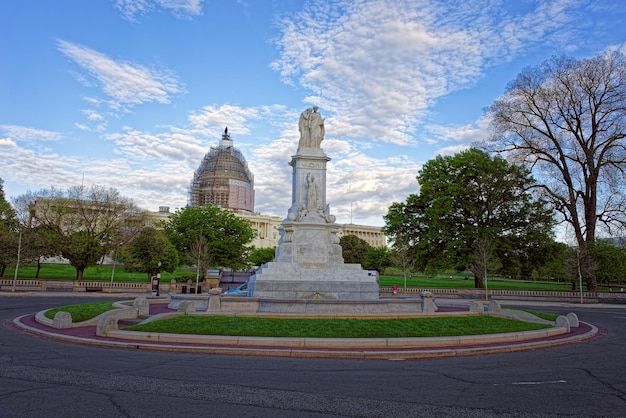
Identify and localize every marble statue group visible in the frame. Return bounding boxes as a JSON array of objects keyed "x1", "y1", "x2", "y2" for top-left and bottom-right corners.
[{"x1": 298, "y1": 106, "x2": 325, "y2": 149}]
